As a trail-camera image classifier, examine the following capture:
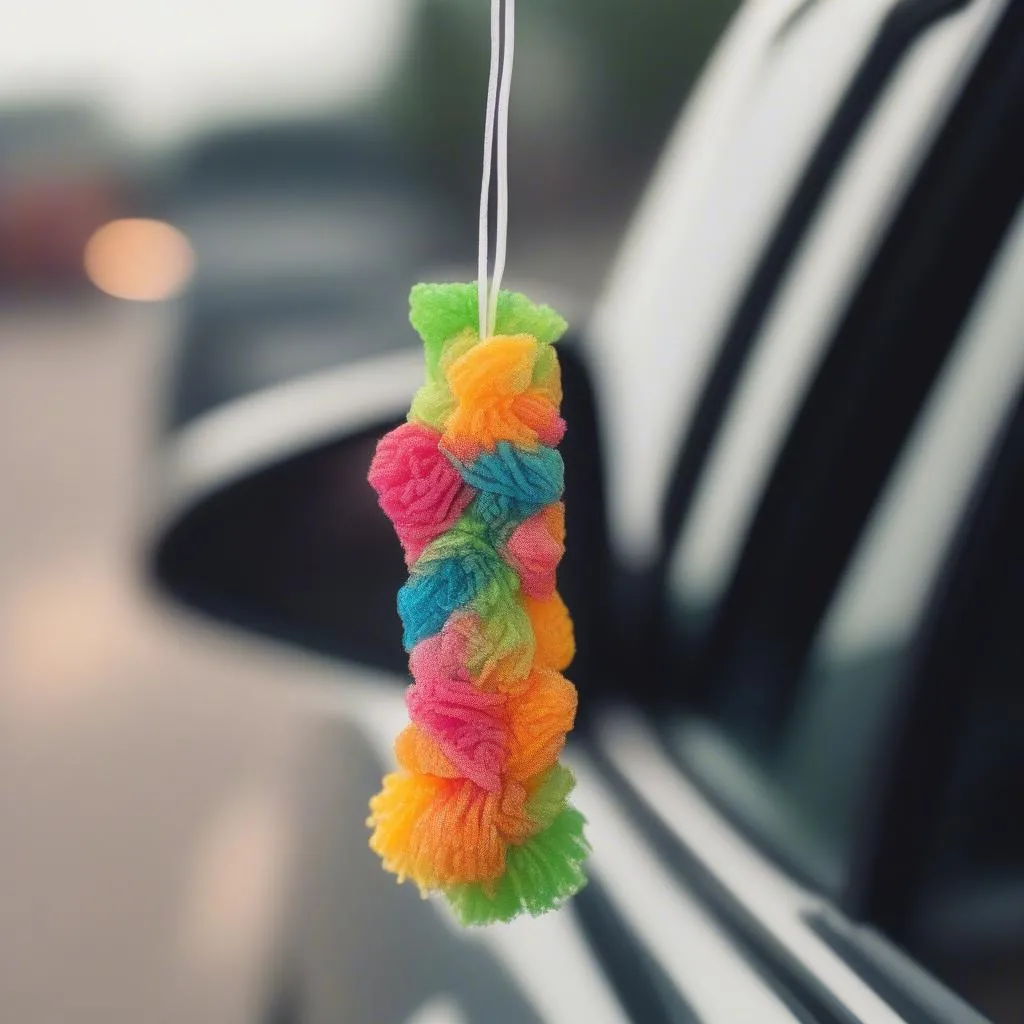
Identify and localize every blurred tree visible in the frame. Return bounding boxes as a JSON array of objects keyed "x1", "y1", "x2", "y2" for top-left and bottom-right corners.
[
  {"x1": 565, "y1": 0, "x2": 737, "y2": 151},
  {"x1": 385, "y1": 0, "x2": 740, "y2": 211}
]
